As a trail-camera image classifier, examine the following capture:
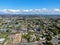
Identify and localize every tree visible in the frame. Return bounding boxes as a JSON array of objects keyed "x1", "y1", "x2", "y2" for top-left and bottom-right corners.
[
  {"x1": 36, "y1": 35, "x2": 40, "y2": 41},
  {"x1": 45, "y1": 34, "x2": 52, "y2": 41},
  {"x1": 23, "y1": 34, "x2": 30, "y2": 42},
  {"x1": 58, "y1": 42, "x2": 60, "y2": 44},
  {"x1": 45, "y1": 41, "x2": 53, "y2": 45},
  {"x1": 53, "y1": 29, "x2": 58, "y2": 35},
  {"x1": 6, "y1": 29, "x2": 11, "y2": 33}
]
